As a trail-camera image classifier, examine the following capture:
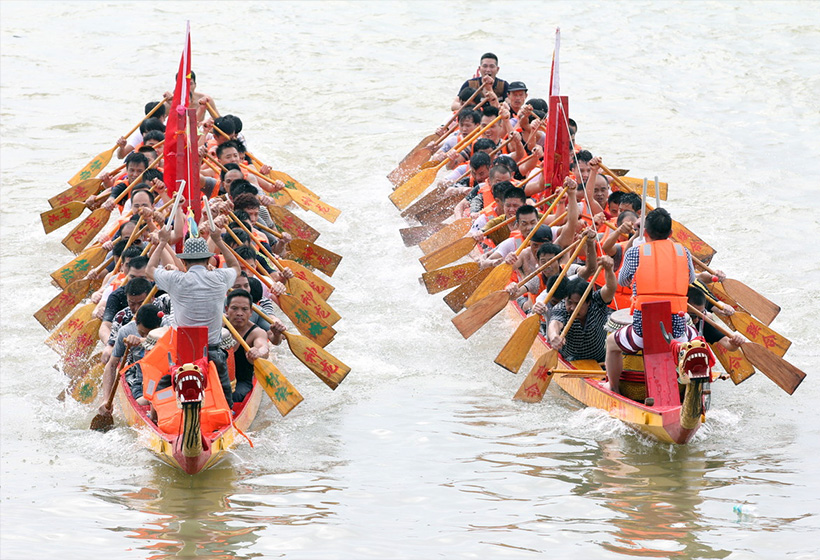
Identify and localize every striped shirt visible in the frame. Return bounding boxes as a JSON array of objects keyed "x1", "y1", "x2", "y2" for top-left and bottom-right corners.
[
  {"x1": 618, "y1": 242, "x2": 695, "y2": 337},
  {"x1": 550, "y1": 290, "x2": 612, "y2": 362}
]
